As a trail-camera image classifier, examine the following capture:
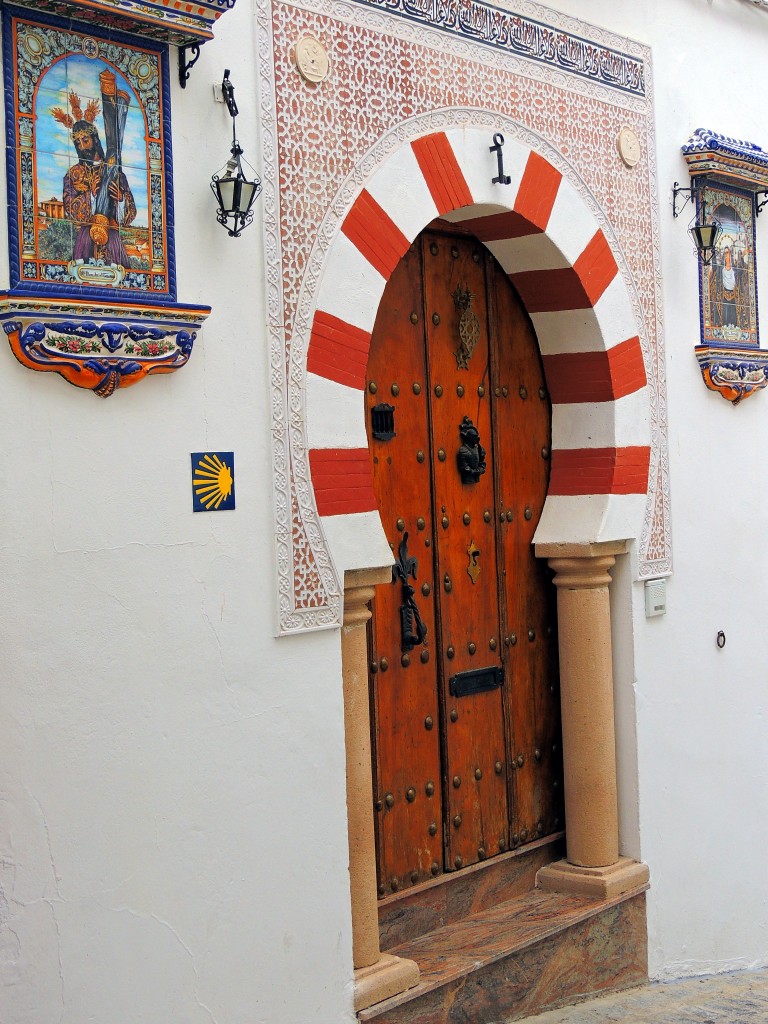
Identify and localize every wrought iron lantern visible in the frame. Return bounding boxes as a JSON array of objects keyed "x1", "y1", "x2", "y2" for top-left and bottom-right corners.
[
  {"x1": 211, "y1": 70, "x2": 261, "y2": 237},
  {"x1": 688, "y1": 219, "x2": 721, "y2": 263},
  {"x1": 673, "y1": 180, "x2": 722, "y2": 266}
]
